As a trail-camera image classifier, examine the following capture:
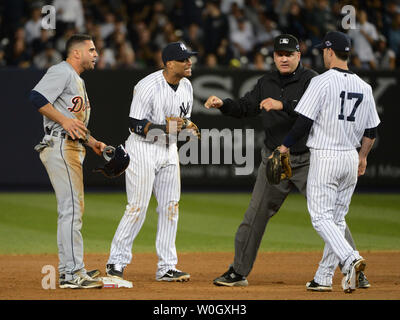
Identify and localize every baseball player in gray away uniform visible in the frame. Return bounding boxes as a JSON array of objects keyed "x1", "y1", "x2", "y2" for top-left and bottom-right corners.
[
  {"x1": 205, "y1": 34, "x2": 370, "y2": 289},
  {"x1": 30, "y1": 34, "x2": 106, "y2": 289},
  {"x1": 105, "y1": 42, "x2": 196, "y2": 282},
  {"x1": 277, "y1": 31, "x2": 380, "y2": 293}
]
